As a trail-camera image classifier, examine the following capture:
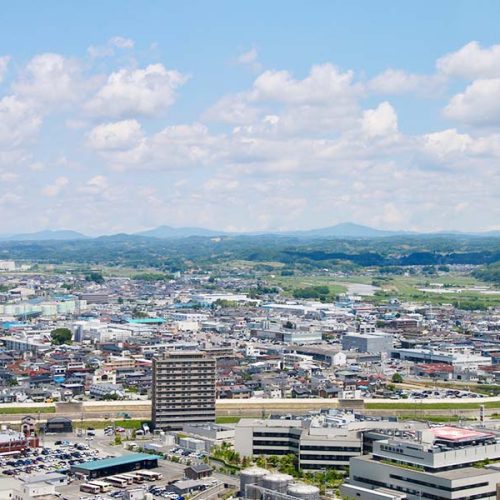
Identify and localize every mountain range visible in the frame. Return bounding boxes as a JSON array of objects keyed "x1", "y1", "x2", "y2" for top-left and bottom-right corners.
[{"x1": 0, "y1": 223, "x2": 497, "y2": 241}]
